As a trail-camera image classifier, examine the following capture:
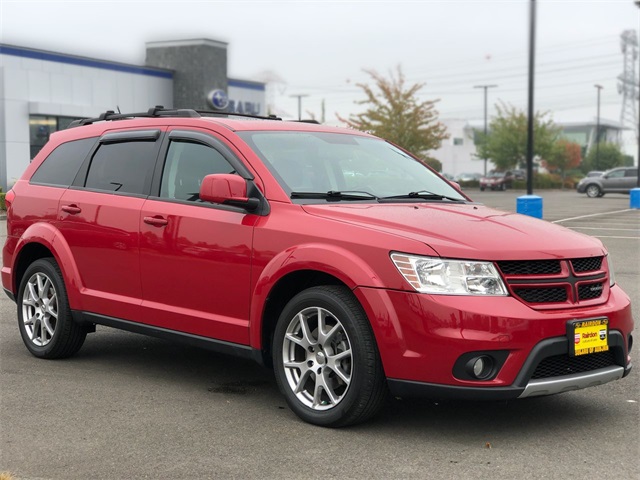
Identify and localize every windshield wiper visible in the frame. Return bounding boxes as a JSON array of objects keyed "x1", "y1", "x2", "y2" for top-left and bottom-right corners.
[
  {"x1": 381, "y1": 190, "x2": 464, "y2": 202},
  {"x1": 290, "y1": 190, "x2": 379, "y2": 201}
]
